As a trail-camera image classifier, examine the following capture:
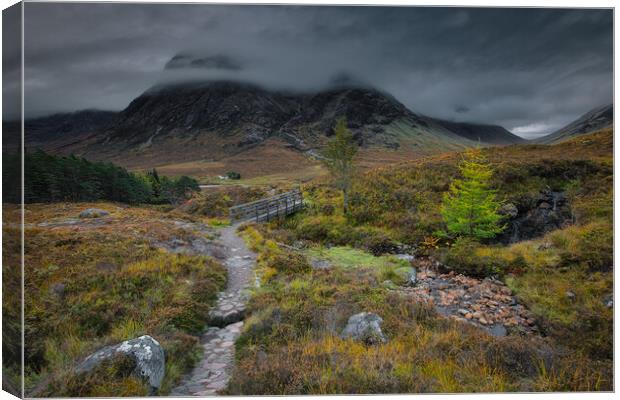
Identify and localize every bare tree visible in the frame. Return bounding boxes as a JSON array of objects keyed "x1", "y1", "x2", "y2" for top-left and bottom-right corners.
[{"x1": 323, "y1": 118, "x2": 358, "y2": 214}]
